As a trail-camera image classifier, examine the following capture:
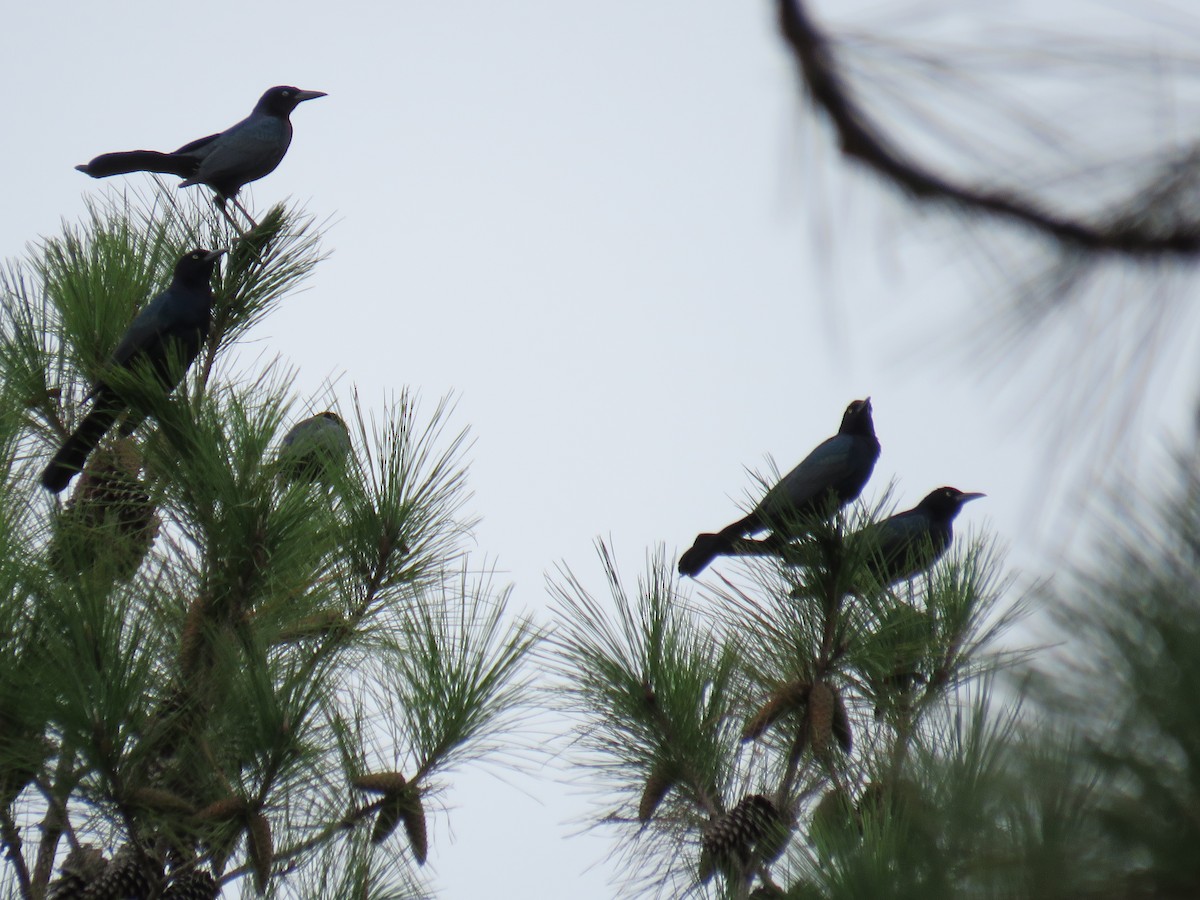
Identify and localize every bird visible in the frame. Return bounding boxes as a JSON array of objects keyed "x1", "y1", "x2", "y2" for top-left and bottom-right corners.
[
  {"x1": 41, "y1": 249, "x2": 225, "y2": 493},
  {"x1": 678, "y1": 398, "x2": 880, "y2": 577},
  {"x1": 275, "y1": 412, "x2": 352, "y2": 484},
  {"x1": 75, "y1": 86, "x2": 326, "y2": 227},
  {"x1": 856, "y1": 487, "x2": 985, "y2": 586}
]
